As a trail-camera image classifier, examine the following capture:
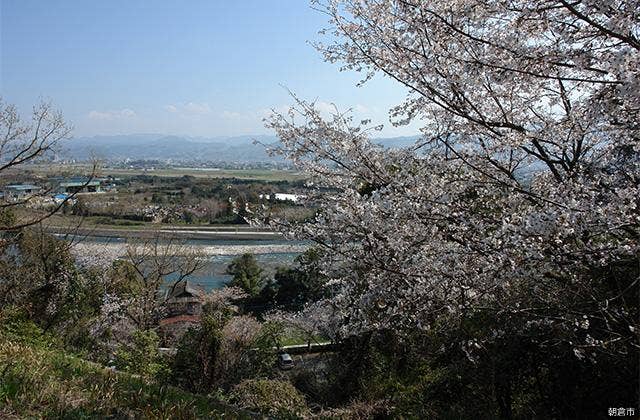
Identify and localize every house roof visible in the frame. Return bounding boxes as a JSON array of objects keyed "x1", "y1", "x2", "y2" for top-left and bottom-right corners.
[
  {"x1": 58, "y1": 179, "x2": 100, "y2": 187},
  {"x1": 167, "y1": 280, "x2": 204, "y2": 301},
  {"x1": 5, "y1": 184, "x2": 39, "y2": 191}
]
